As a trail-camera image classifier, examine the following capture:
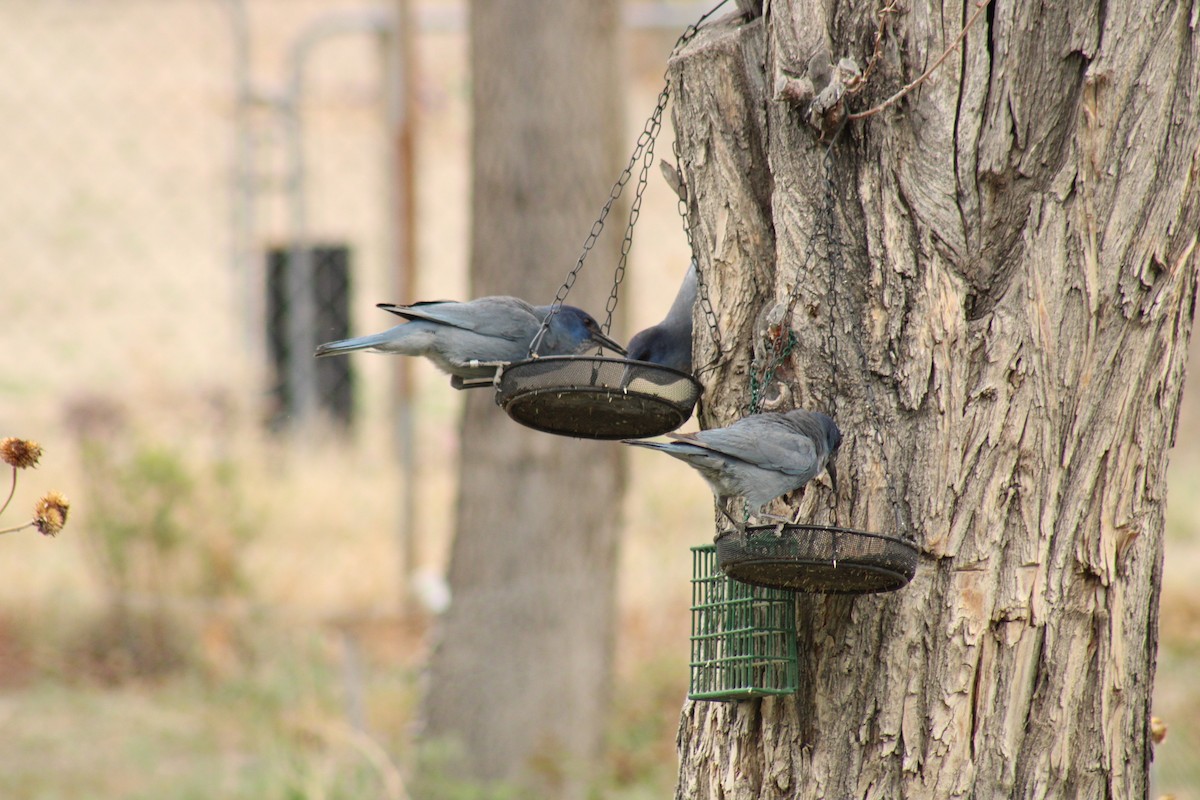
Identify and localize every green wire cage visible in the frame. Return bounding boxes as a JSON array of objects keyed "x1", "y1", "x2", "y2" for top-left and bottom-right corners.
[{"x1": 689, "y1": 544, "x2": 798, "y2": 701}]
